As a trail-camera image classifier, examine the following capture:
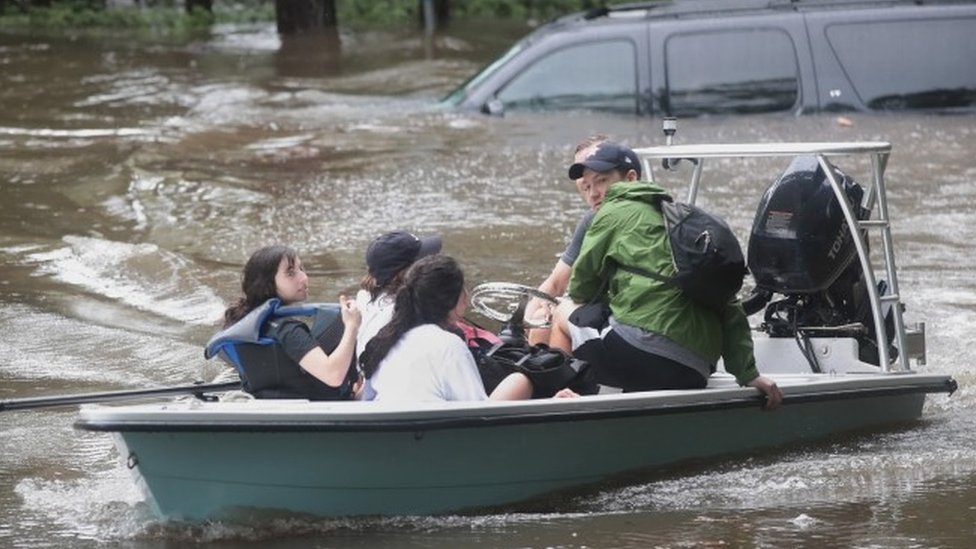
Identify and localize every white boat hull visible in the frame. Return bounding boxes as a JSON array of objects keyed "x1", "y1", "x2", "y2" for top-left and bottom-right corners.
[{"x1": 77, "y1": 373, "x2": 954, "y2": 520}]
